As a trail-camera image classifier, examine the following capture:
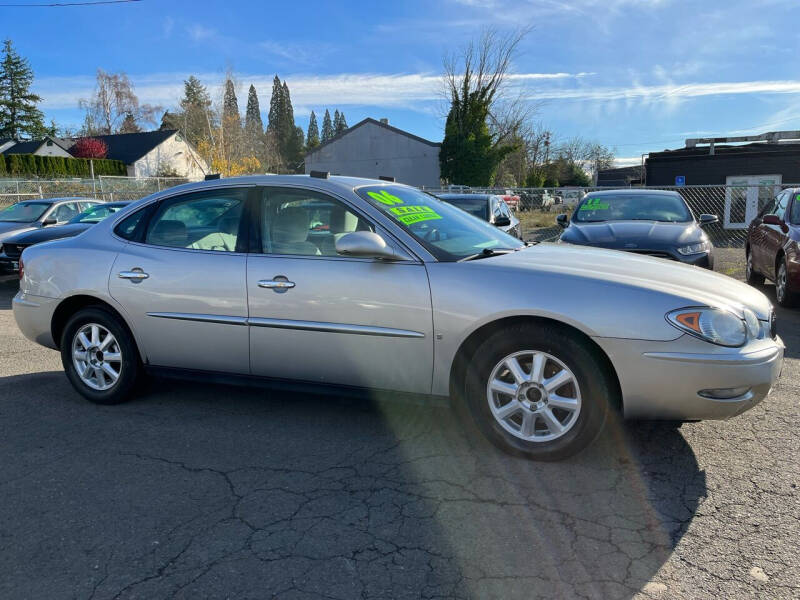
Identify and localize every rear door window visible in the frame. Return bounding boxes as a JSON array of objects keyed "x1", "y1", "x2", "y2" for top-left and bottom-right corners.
[{"x1": 144, "y1": 188, "x2": 248, "y2": 252}]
